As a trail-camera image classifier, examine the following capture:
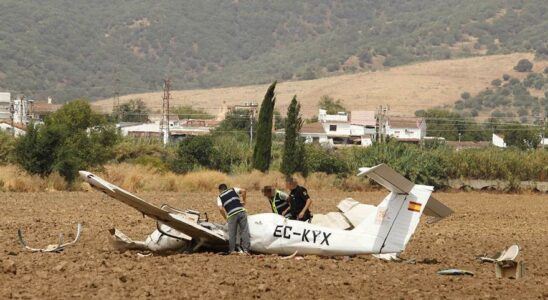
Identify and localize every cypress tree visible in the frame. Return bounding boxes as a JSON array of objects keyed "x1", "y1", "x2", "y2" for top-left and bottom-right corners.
[
  {"x1": 281, "y1": 95, "x2": 305, "y2": 175},
  {"x1": 252, "y1": 81, "x2": 277, "y2": 172}
]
